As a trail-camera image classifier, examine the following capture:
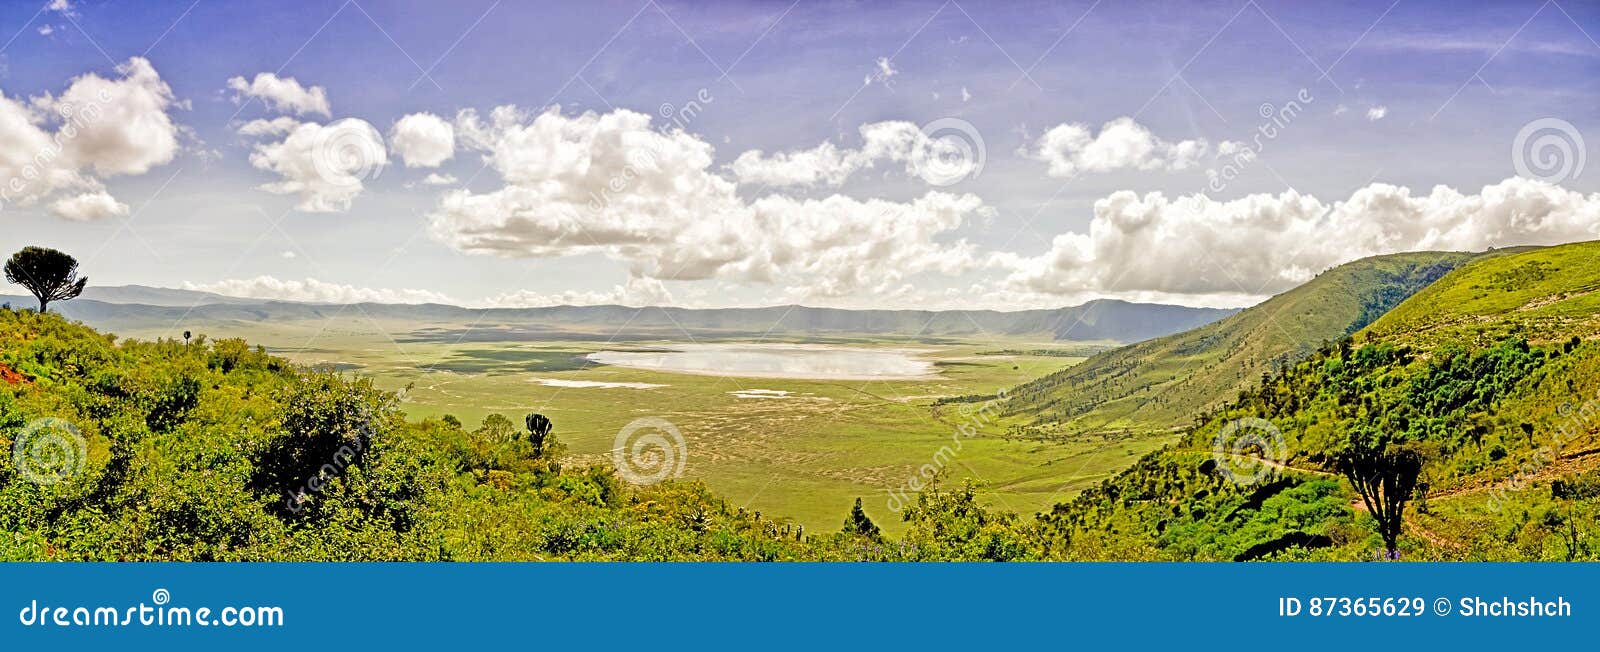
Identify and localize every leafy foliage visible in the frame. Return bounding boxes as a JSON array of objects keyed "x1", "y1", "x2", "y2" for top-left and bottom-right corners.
[
  {"x1": 6, "y1": 241, "x2": 1600, "y2": 561},
  {"x1": 0, "y1": 308, "x2": 1049, "y2": 561},
  {"x1": 1045, "y1": 242, "x2": 1600, "y2": 560}
]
